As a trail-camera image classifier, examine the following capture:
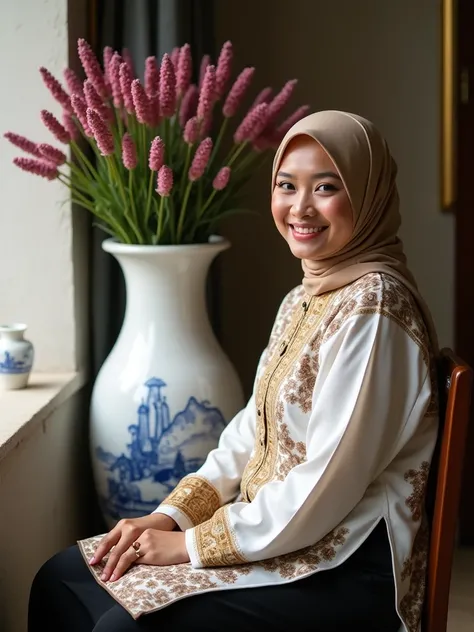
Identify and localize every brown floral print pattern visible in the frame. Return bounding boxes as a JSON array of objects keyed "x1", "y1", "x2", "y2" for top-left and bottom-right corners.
[
  {"x1": 405, "y1": 461, "x2": 430, "y2": 522},
  {"x1": 399, "y1": 518, "x2": 430, "y2": 632}
]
